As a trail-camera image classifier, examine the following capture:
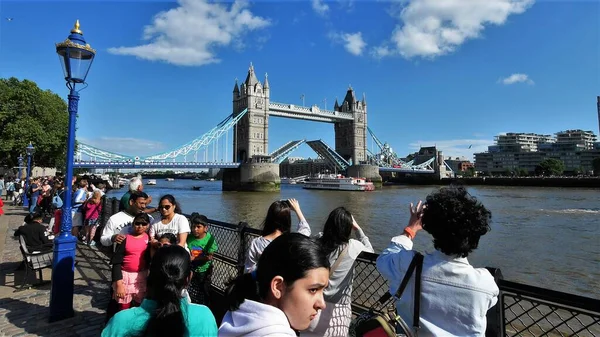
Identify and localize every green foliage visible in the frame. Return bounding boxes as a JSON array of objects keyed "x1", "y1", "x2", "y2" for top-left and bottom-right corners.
[
  {"x1": 592, "y1": 157, "x2": 600, "y2": 176},
  {"x1": 535, "y1": 158, "x2": 565, "y2": 176},
  {"x1": 0, "y1": 77, "x2": 69, "y2": 169},
  {"x1": 517, "y1": 168, "x2": 529, "y2": 177}
]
